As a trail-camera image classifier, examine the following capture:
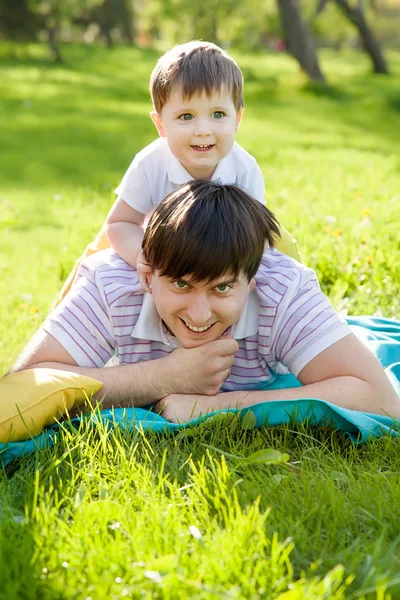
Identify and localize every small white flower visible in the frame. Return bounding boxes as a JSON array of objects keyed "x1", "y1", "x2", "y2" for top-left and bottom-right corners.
[
  {"x1": 325, "y1": 215, "x2": 336, "y2": 224},
  {"x1": 144, "y1": 570, "x2": 162, "y2": 583},
  {"x1": 189, "y1": 525, "x2": 202, "y2": 540}
]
